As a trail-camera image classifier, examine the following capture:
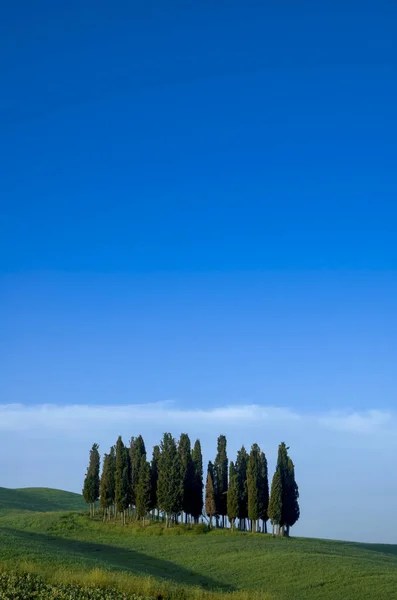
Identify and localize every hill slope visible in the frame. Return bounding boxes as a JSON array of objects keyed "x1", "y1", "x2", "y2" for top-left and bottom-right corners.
[
  {"x1": 0, "y1": 487, "x2": 86, "y2": 512},
  {"x1": 0, "y1": 509, "x2": 396, "y2": 600}
]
